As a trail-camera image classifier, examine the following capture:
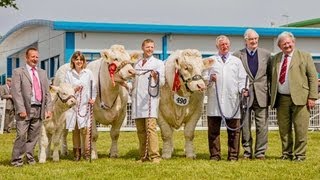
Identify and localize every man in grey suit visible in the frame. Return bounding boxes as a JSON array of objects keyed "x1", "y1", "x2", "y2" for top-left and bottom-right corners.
[
  {"x1": 233, "y1": 29, "x2": 271, "y2": 160},
  {"x1": 0, "y1": 78, "x2": 15, "y2": 133},
  {"x1": 271, "y1": 31, "x2": 318, "y2": 161},
  {"x1": 11, "y1": 47, "x2": 52, "y2": 167}
]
